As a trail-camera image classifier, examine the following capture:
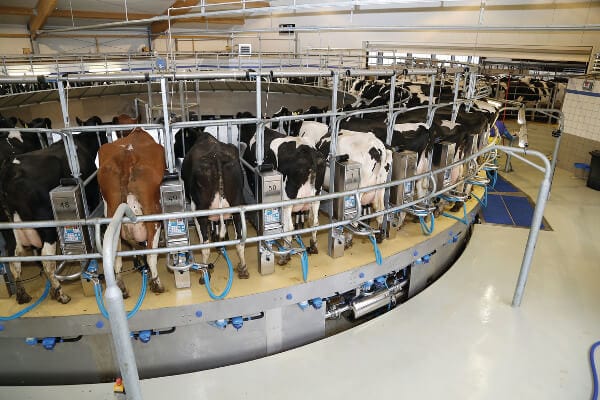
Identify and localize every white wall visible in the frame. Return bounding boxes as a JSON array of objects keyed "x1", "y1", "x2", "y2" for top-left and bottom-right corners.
[{"x1": 562, "y1": 78, "x2": 600, "y2": 141}]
